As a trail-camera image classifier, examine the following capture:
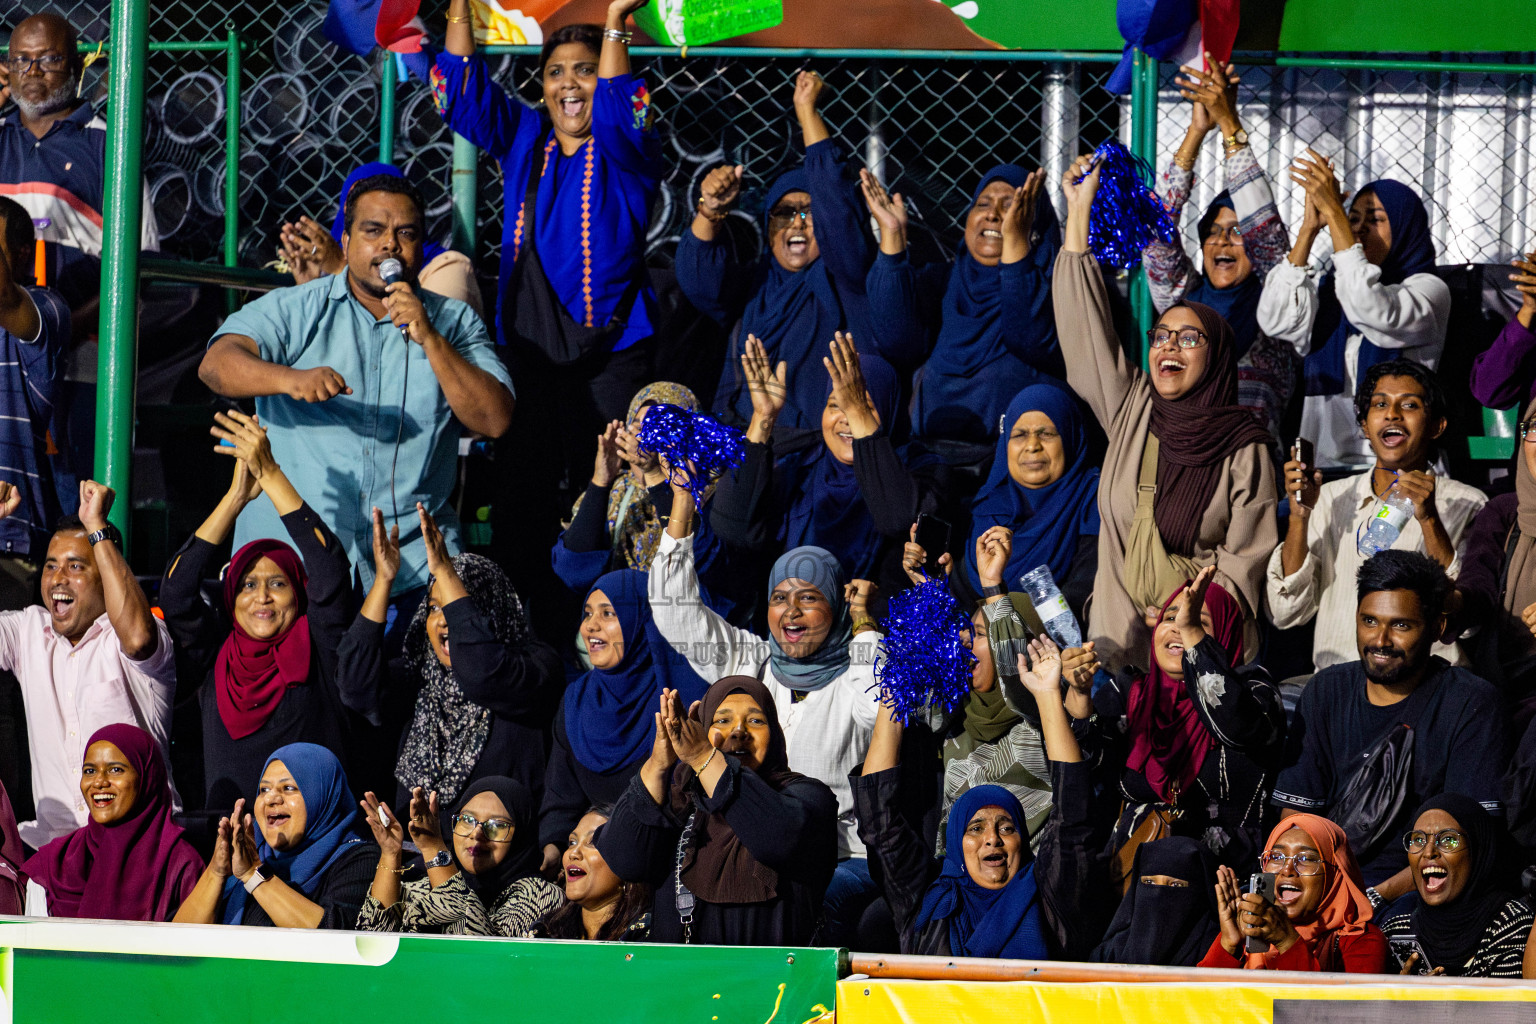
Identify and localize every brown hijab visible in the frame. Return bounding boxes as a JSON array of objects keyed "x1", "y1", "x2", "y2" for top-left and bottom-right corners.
[
  {"x1": 669, "y1": 675, "x2": 805, "y2": 904},
  {"x1": 1501, "y1": 397, "x2": 1536, "y2": 646},
  {"x1": 1148, "y1": 299, "x2": 1273, "y2": 556}
]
